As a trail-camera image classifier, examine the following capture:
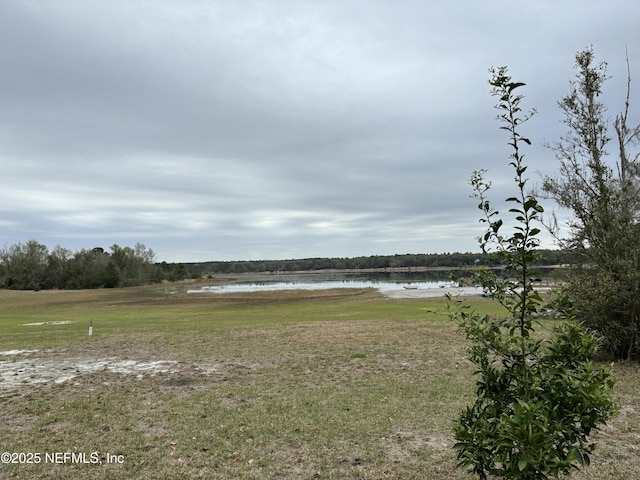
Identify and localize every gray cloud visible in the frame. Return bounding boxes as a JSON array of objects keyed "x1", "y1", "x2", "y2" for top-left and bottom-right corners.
[{"x1": 1, "y1": 0, "x2": 639, "y2": 261}]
